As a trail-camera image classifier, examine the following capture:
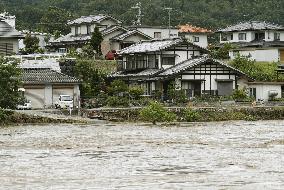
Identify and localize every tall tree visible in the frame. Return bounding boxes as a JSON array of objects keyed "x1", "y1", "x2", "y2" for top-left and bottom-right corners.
[
  {"x1": 0, "y1": 57, "x2": 22, "y2": 109},
  {"x1": 23, "y1": 33, "x2": 40, "y2": 54},
  {"x1": 90, "y1": 27, "x2": 103, "y2": 55}
]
